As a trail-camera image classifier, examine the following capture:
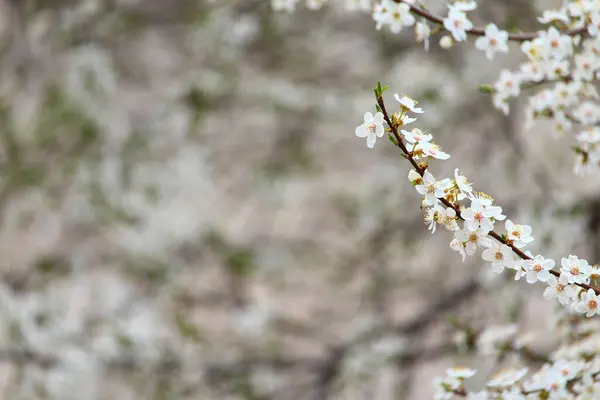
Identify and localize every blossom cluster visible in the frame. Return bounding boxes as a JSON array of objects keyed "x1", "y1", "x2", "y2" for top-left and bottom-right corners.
[
  {"x1": 357, "y1": 92, "x2": 600, "y2": 317},
  {"x1": 356, "y1": 88, "x2": 600, "y2": 398},
  {"x1": 272, "y1": 0, "x2": 600, "y2": 174},
  {"x1": 434, "y1": 359, "x2": 600, "y2": 399}
]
